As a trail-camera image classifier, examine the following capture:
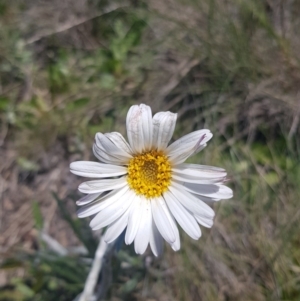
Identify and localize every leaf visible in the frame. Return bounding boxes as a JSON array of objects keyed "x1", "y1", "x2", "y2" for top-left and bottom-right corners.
[
  {"x1": 14, "y1": 282, "x2": 35, "y2": 298},
  {"x1": 17, "y1": 157, "x2": 39, "y2": 172},
  {"x1": 32, "y1": 201, "x2": 43, "y2": 230},
  {"x1": 235, "y1": 161, "x2": 248, "y2": 172},
  {"x1": 121, "y1": 278, "x2": 138, "y2": 294},
  {"x1": 100, "y1": 74, "x2": 116, "y2": 89},
  {"x1": 264, "y1": 172, "x2": 279, "y2": 186},
  {"x1": 0, "y1": 96, "x2": 9, "y2": 111},
  {"x1": 0, "y1": 258, "x2": 23, "y2": 269},
  {"x1": 52, "y1": 192, "x2": 97, "y2": 255},
  {"x1": 66, "y1": 98, "x2": 90, "y2": 111},
  {"x1": 0, "y1": 289, "x2": 24, "y2": 300}
]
